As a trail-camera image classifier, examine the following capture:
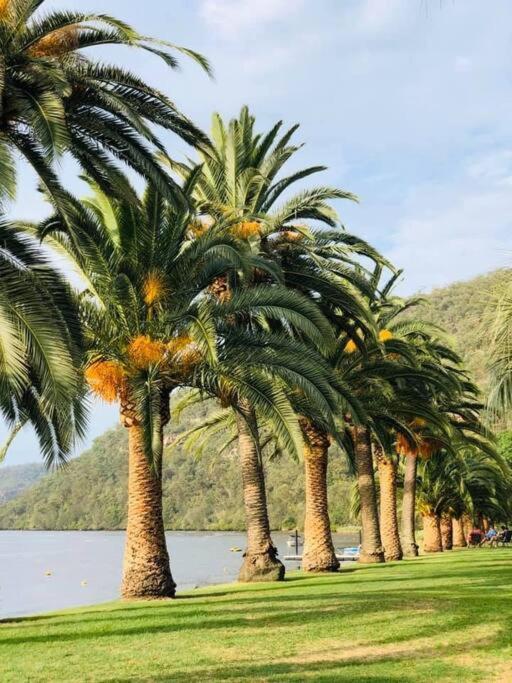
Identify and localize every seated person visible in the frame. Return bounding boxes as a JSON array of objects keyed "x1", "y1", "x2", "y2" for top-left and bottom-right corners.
[
  {"x1": 498, "y1": 525, "x2": 511, "y2": 544},
  {"x1": 480, "y1": 526, "x2": 498, "y2": 546},
  {"x1": 468, "y1": 527, "x2": 483, "y2": 545},
  {"x1": 498, "y1": 525, "x2": 509, "y2": 541}
]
